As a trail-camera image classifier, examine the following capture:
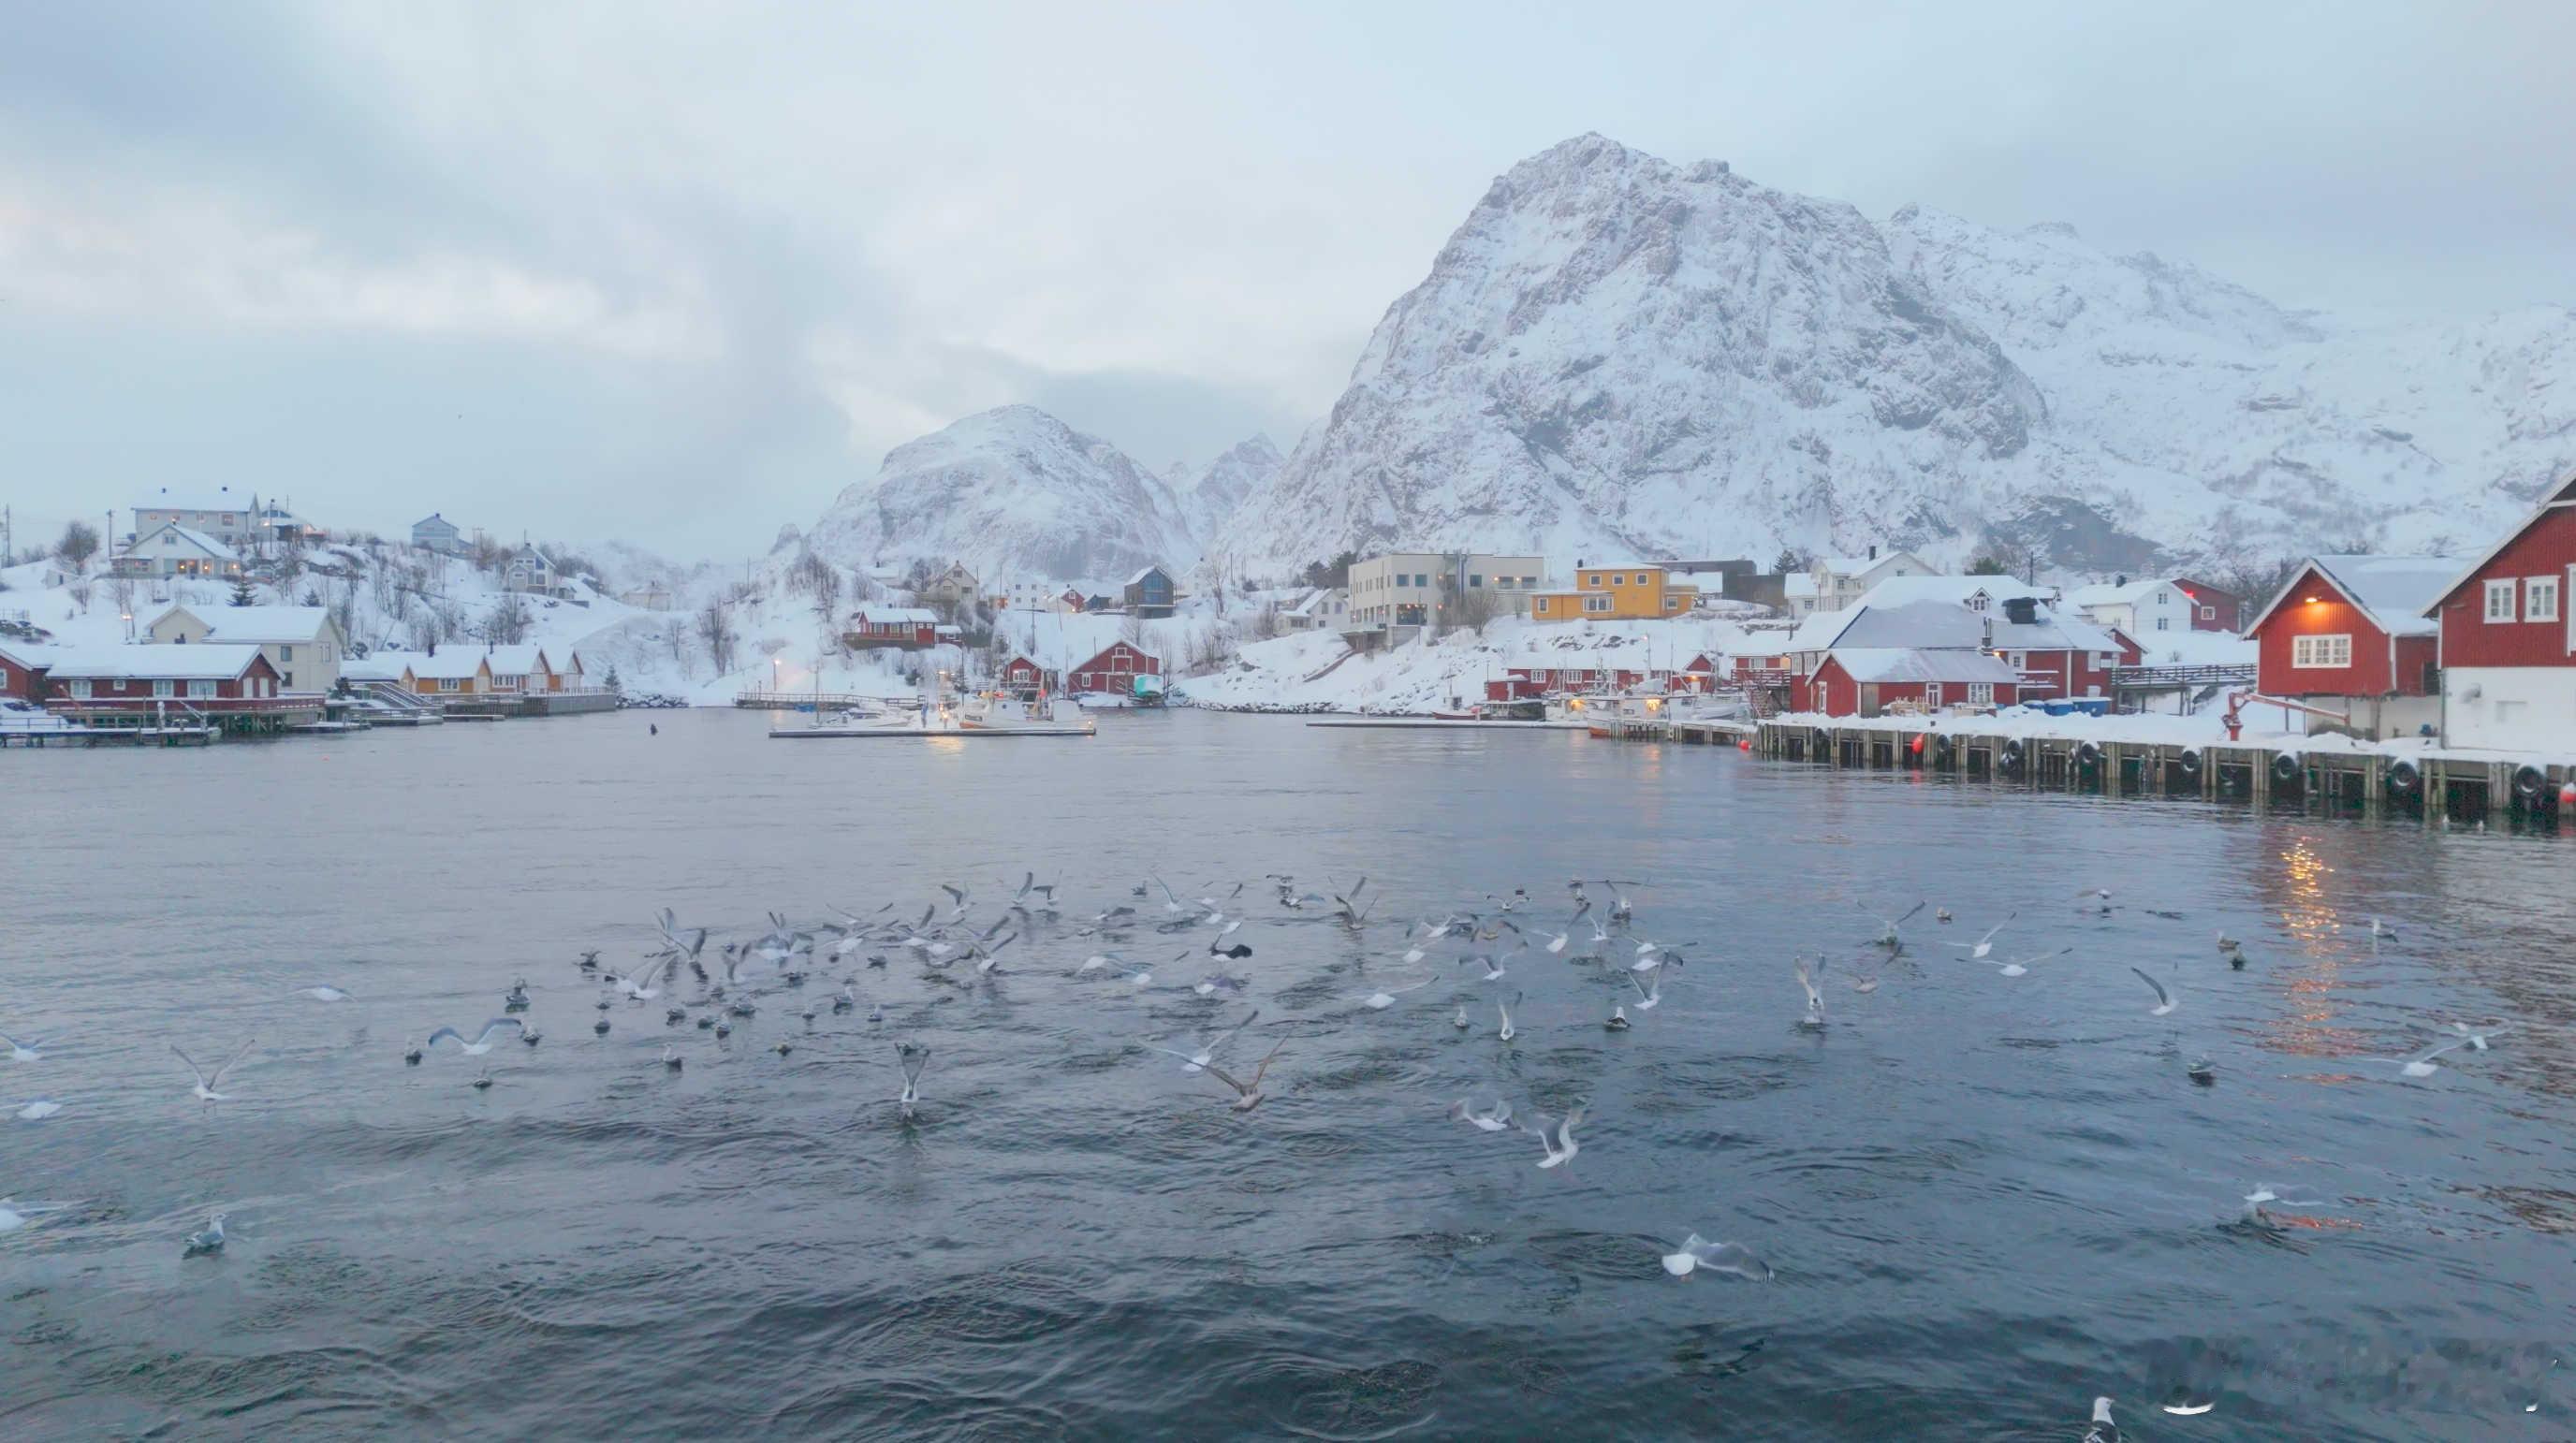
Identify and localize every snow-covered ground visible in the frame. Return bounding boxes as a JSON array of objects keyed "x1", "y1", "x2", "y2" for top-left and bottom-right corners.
[
  {"x1": 1178, "y1": 614, "x2": 1759, "y2": 713},
  {"x1": 1766, "y1": 704, "x2": 2562, "y2": 767}
]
